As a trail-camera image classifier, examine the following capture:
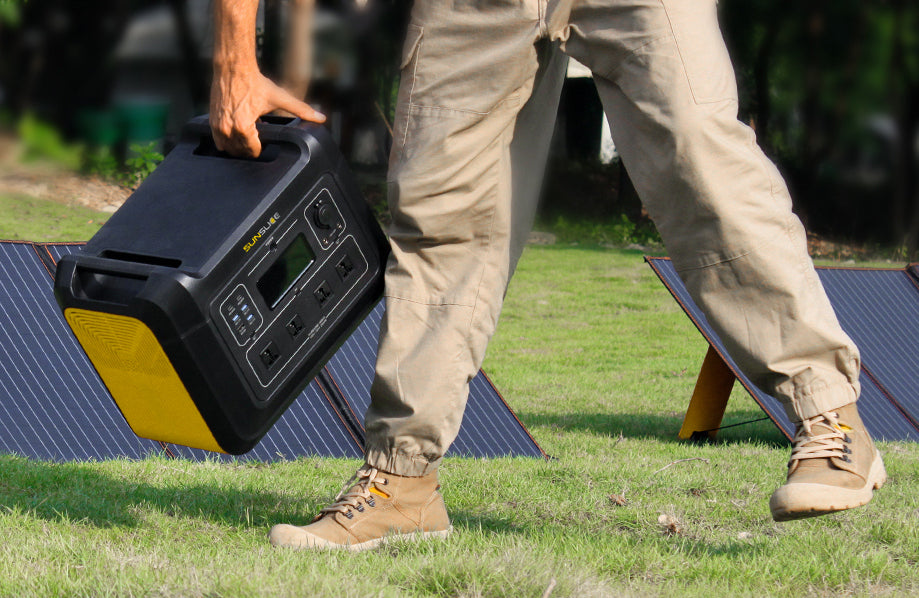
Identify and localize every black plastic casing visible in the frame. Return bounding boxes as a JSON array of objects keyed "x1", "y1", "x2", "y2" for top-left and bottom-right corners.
[{"x1": 54, "y1": 116, "x2": 390, "y2": 454}]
